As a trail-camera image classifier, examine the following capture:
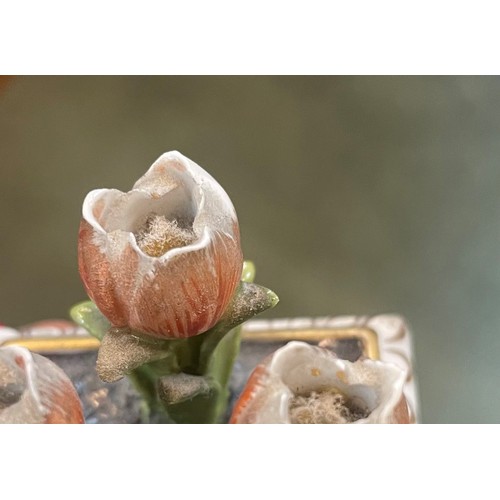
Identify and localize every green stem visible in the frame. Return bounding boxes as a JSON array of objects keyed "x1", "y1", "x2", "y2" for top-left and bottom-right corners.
[
  {"x1": 126, "y1": 322, "x2": 243, "y2": 424},
  {"x1": 70, "y1": 261, "x2": 278, "y2": 424}
]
